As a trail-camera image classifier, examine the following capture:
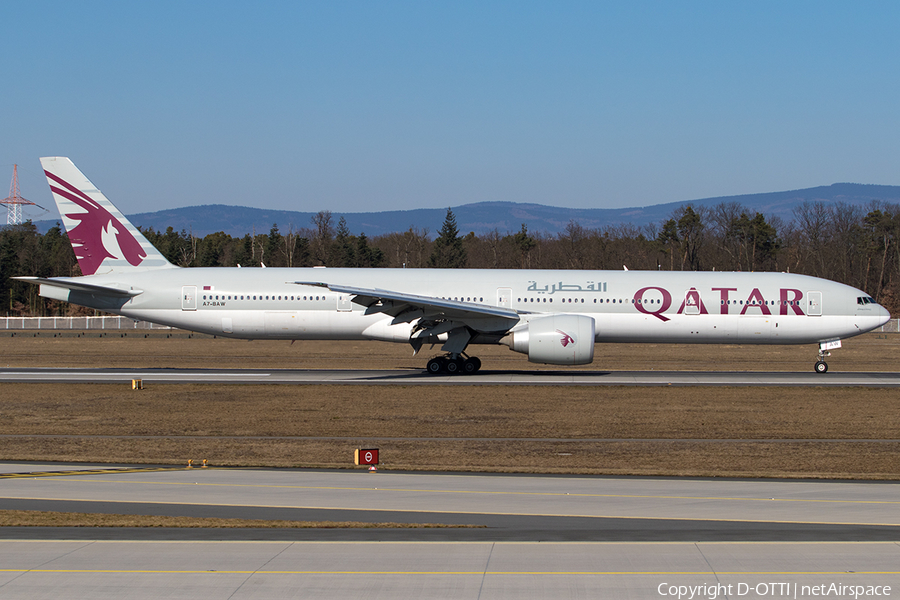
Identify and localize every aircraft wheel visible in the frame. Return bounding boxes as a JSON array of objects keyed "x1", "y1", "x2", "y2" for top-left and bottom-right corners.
[
  {"x1": 463, "y1": 357, "x2": 481, "y2": 374},
  {"x1": 445, "y1": 359, "x2": 461, "y2": 374},
  {"x1": 814, "y1": 361, "x2": 828, "y2": 374},
  {"x1": 427, "y1": 357, "x2": 445, "y2": 374}
]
